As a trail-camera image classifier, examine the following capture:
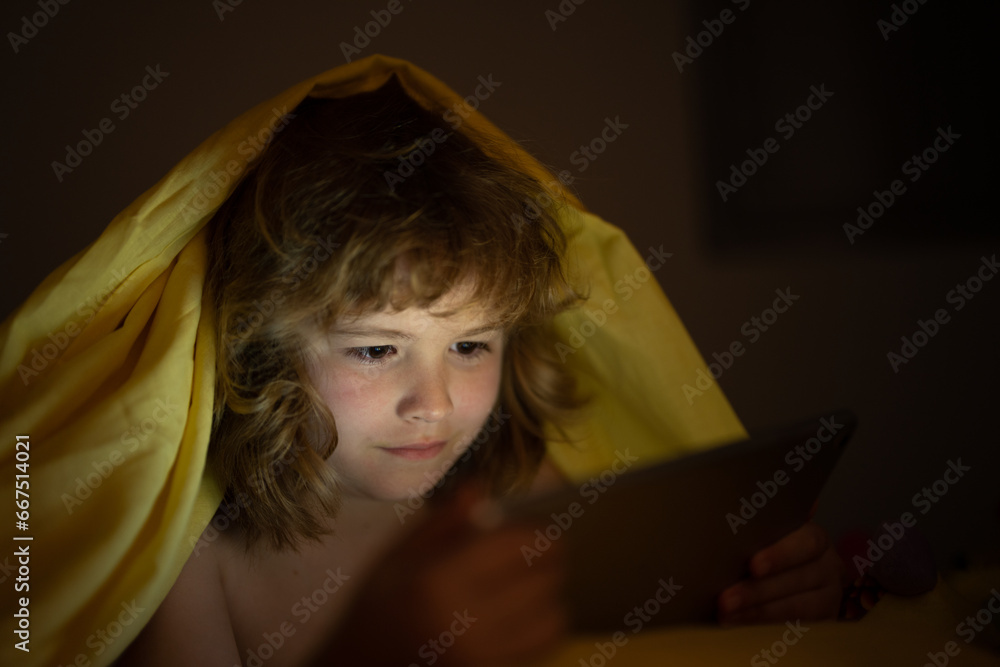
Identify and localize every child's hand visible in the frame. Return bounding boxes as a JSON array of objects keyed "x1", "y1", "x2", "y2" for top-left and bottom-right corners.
[
  {"x1": 331, "y1": 484, "x2": 567, "y2": 666},
  {"x1": 717, "y1": 521, "x2": 847, "y2": 625}
]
